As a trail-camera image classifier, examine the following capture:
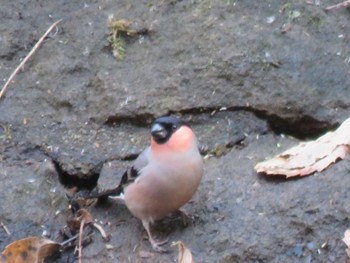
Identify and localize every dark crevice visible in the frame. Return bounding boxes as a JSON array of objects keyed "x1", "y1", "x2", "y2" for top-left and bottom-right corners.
[
  {"x1": 52, "y1": 159, "x2": 101, "y2": 191},
  {"x1": 174, "y1": 107, "x2": 337, "y2": 140},
  {"x1": 255, "y1": 113, "x2": 337, "y2": 140},
  {"x1": 2, "y1": 142, "x2": 102, "y2": 191},
  {"x1": 22, "y1": 142, "x2": 139, "y2": 190},
  {"x1": 103, "y1": 106, "x2": 336, "y2": 140},
  {"x1": 49, "y1": 154, "x2": 142, "y2": 191},
  {"x1": 104, "y1": 113, "x2": 154, "y2": 126}
]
